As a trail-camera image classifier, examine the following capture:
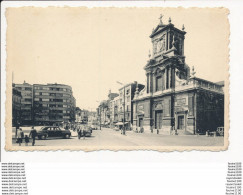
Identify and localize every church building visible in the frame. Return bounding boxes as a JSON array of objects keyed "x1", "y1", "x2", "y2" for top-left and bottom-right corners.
[{"x1": 132, "y1": 15, "x2": 224, "y2": 135}]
